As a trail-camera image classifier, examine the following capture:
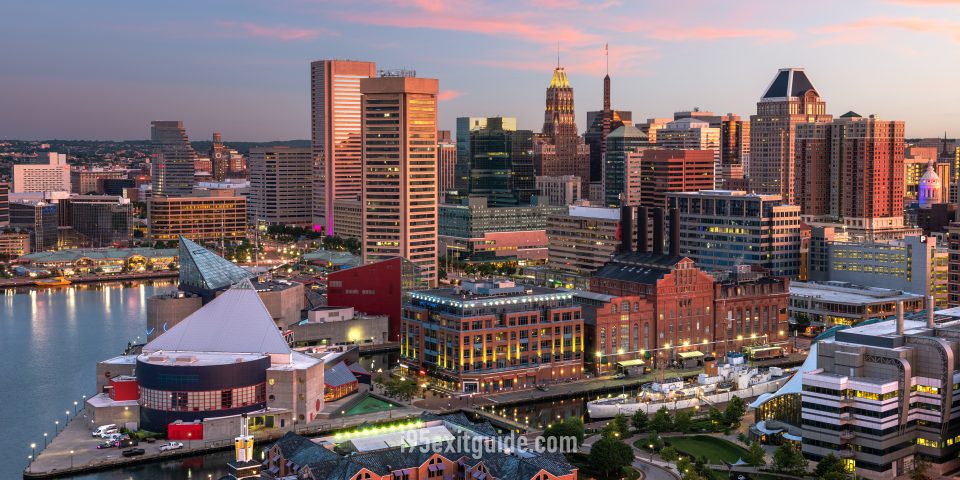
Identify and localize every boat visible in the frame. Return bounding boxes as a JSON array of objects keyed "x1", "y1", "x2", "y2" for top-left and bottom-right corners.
[
  {"x1": 34, "y1": 277, "x2": 71, "y2": 287},
  {"x1": 586, "y1": 359, "x2": 792, "y2": 419}
]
